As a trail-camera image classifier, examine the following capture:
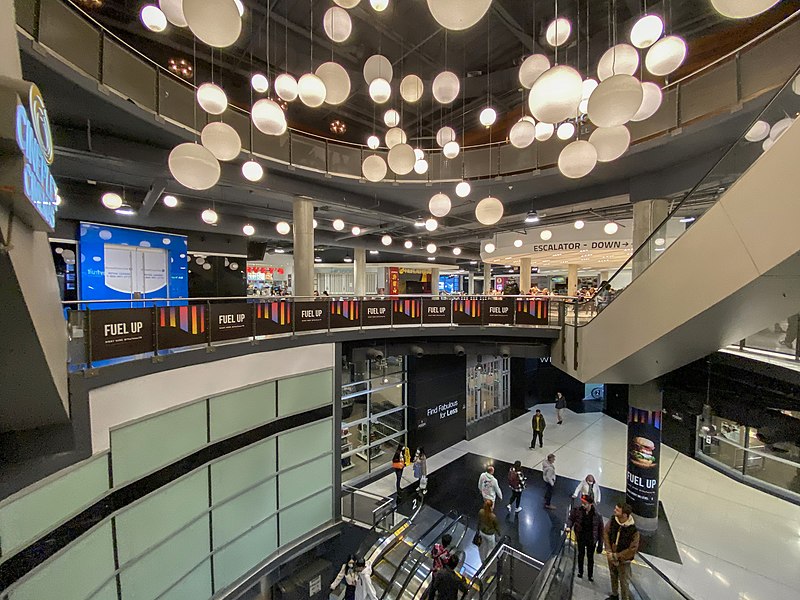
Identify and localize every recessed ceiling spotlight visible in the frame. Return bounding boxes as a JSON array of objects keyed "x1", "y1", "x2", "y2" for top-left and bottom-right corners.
[
  {"x1": 115, "y1": 203, "x2": 136, "y2": 216},
  {"x1": 162, "y1": 195, "x2": 178, "y2": 208},
  {"x1": 428, "y1": 256, "x2": 436, "y2": 261},
  {"x1": 315, "y1": 257, "x2": 322, "y2": 262},
  {"x1": 452, "y1": 247, "x2": 462, "y2": 256},
  {"x1": 525, "y1": 210, "x2": 539, "y2": 223},
  {"x1": 484, "y1": 242, "x2": 495, "y2": 253},
  {"x1": 333, "y1": 219, "x2": 345, "y2": 231},
  {"x1": 574, "y1": 219, "x2": 585, "y2": 229},
  {"x1": 404, "y1": 240, "x2": 413, "y2": 249},
  {"x1": 604, "y1": 221, "x2": 619, "y2": 235},
  {"x1": 101, "y1": 192, "x2": 123, "y2": 210},
  {"x1": 351, "y1": 226, "x2": 362, "y2": 236},
  {"x1": 514, "y1": 239, "x2": 523, "y2": 248},
  {"x1": 414, "y1": 220, "x2": 426, "y2": 228},
  {"x1": 679, "y1": 216, "x2": 696, "y2": 223},
  {"x1": 344, "y1": 256, "x2": 353, "y2": 262},
  {"x1": 370, "y1": 250, "x2": 379, "y2": 254},
  {"x1": 274, "y1": 248, "x2": 286, "y2": 254},
  {"x1": 242, "y1": 224, "x2": 255, "y2": 236}
]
